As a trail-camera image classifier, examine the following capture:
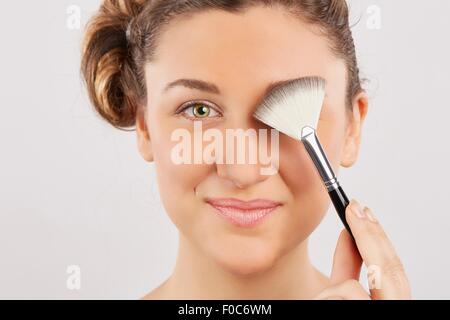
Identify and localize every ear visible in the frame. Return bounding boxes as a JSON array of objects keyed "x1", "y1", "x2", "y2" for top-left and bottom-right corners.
[
  {"x1": 340, "y1": 91, "x2": 369, "y2": 168},
  {"x1": 136, "y1": 107, "x2": 154, "y2": 162}
]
